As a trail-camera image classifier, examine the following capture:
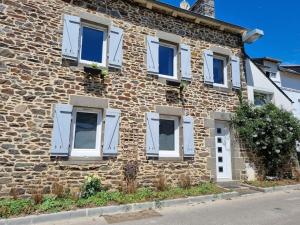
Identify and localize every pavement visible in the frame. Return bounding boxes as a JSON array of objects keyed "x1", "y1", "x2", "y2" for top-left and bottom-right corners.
[{"x1": 38, "y1": 190, "x2": 300, "y2": 225}]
